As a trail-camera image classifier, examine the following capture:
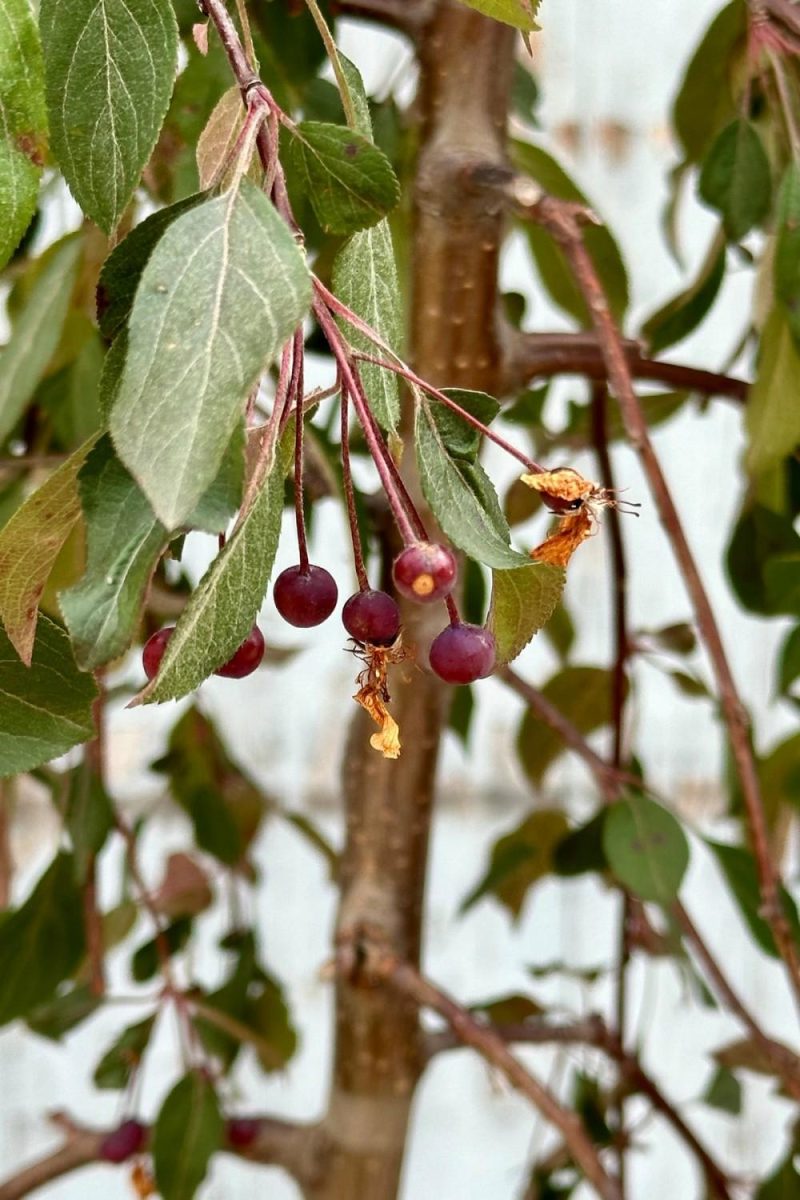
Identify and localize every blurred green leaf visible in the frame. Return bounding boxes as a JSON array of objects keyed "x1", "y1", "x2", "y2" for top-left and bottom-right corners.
[
  {"x1": 708, "y1": 840, "x2": 800, "y2": 958},
  {"x1": 672, "y1": 1, "x2": 747, "y2": 163},
  {"x1": 703, "y1": 1066, "x2": 742, "y2": 1115},
  {"x1": 94, "y1": 1014, "x2": 157, "y2": 1089},
  {"x1": 746, "y1": 310, "x2": 800, "y2": 480},
  {"x1": 603, "y1": 796, "x2": 689, "y2": 904},
  {"x1": 0, "y1": 853, "x2": 85, "y2": 1026},
  {"x1": 641, "y1": 232, "x2": 726, "y2": 354},
  {"x1": 699, "y1": 119, "x2": 771, "y2": 242},
  {"x1": 511, "y1": 140, "x2": 628, "y2": 323},
  {"x1": 777, "y1": 626, "x2": 800, "y2": 696},
  {"x1": 27, "y1": 983, "x2": 100, "y2": 1042},
  {"x1": 153, "y1": 1071, "x2": 223, "y2": 1200},
  {"x1": 517, "y1": 666, "x2": 618, "y2": 787},
  {"x1": 461, "y1": 809, "x2": 569, "y2": 917}
]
